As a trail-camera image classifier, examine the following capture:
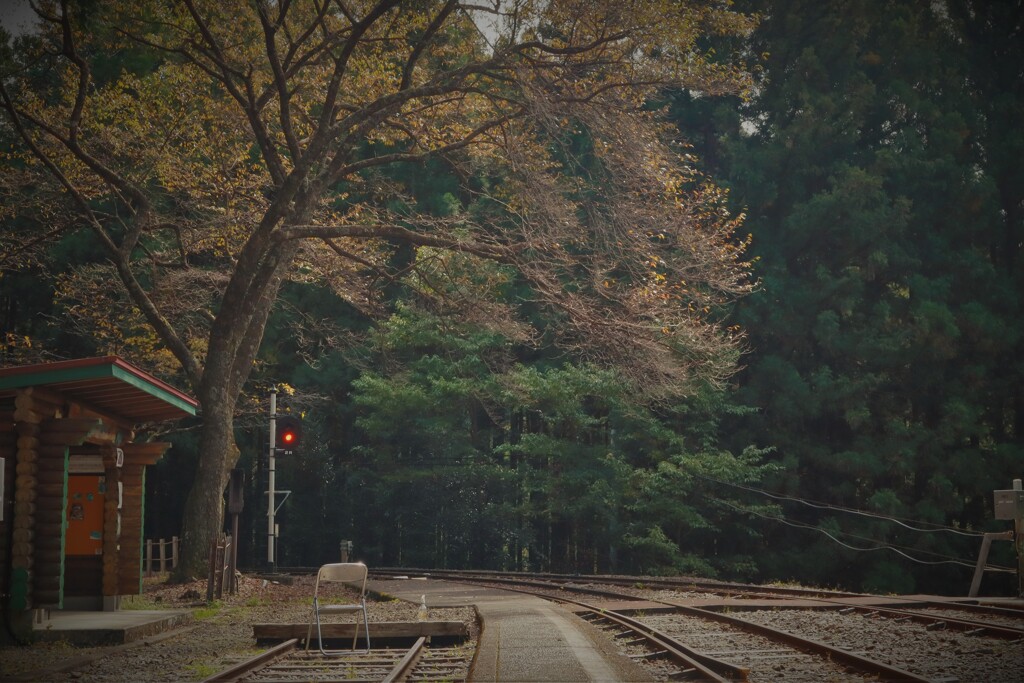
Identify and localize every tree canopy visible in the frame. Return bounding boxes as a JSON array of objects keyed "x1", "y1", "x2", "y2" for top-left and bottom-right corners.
[
  {"x1": 1, "y1": 0, "x2": 757, "y2": 577},
  {"x1": 4, "y1": 1, "x2": 1018, "y2": 596},
  {"x1": 672, "y1": 0, "x2": 1023, "y2": 593}
]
